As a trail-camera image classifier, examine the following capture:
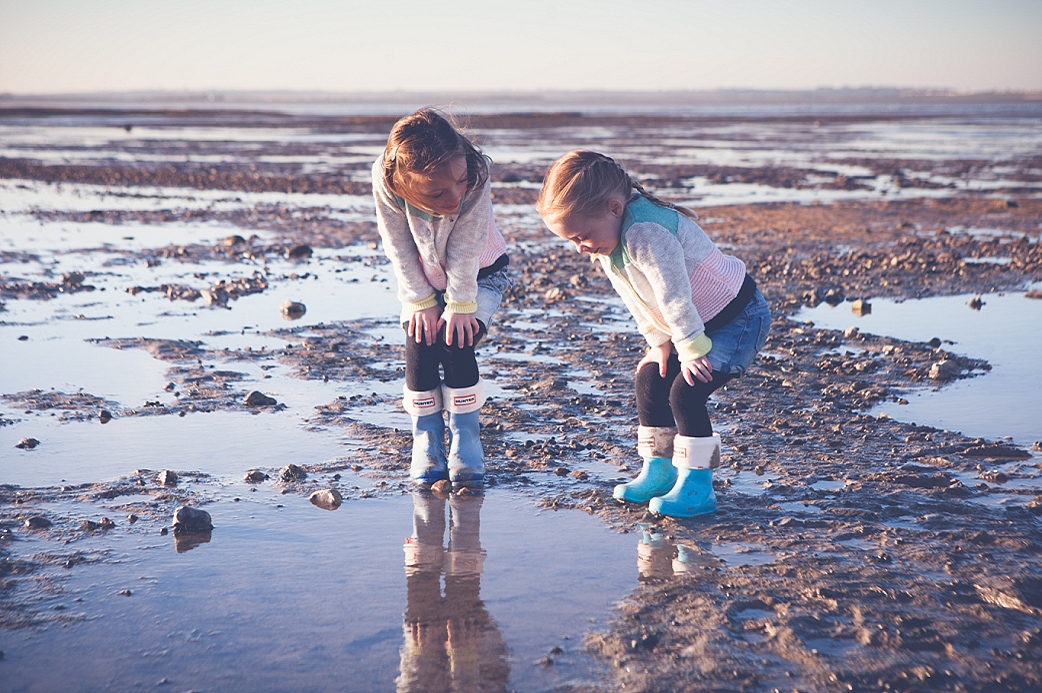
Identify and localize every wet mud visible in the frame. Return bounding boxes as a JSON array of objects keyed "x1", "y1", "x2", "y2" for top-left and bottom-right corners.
[{"x1": 2, "y1": 106, "x2": 1042, "y2": 691}]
